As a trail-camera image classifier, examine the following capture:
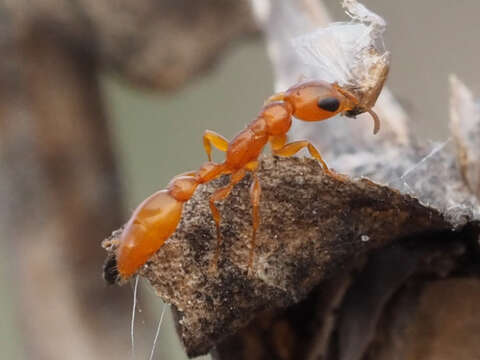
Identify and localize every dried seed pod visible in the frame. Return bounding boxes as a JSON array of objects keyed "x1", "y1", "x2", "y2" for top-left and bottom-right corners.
[{"x1": 293, "y1": 0, "x2": 390, "y2": 117}]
